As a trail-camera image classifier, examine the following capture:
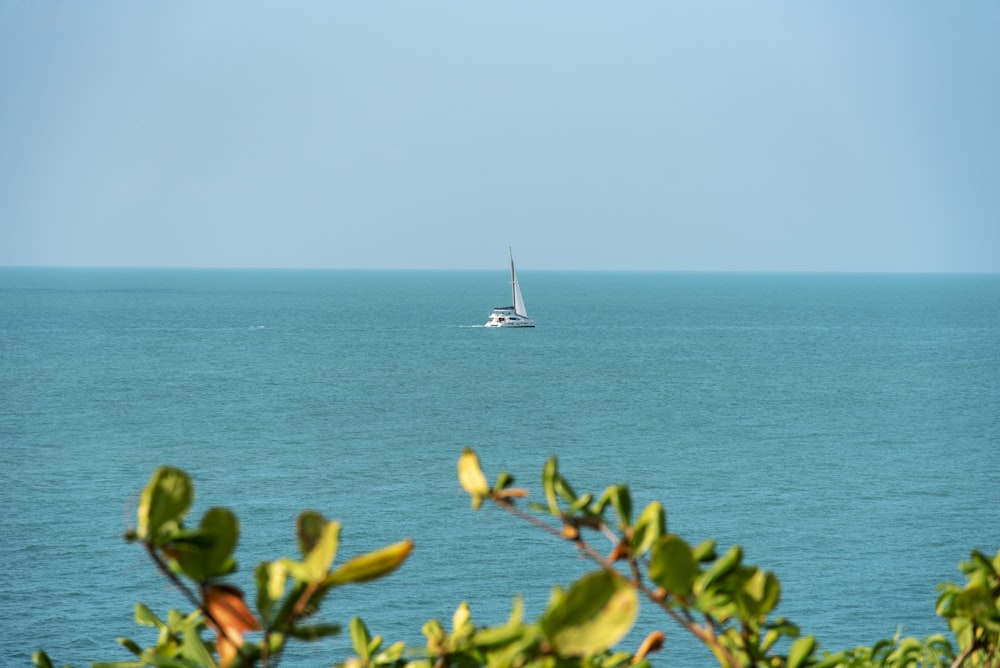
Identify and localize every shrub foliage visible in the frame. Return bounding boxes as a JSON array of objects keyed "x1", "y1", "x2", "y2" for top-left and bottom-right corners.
[{"x1": 34, "y1": 450, "x2": 999, "y2": 667}]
